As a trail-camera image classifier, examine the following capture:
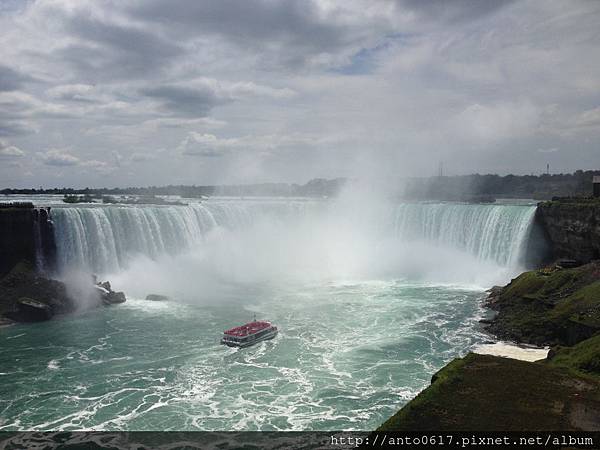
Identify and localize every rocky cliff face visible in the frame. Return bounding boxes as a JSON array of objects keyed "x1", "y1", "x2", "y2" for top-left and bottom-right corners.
[
  {"x1": 0, "y1": 206, "x2": 56, "y2": 276},
  {"x1": 536, "y1": 199, "x2": 600, "y2": 263}
]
